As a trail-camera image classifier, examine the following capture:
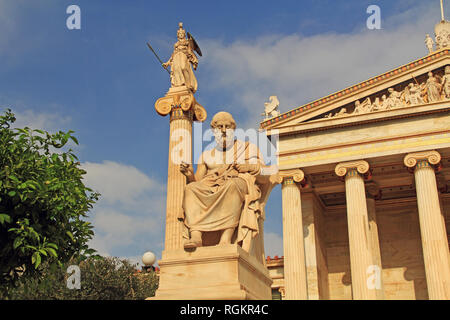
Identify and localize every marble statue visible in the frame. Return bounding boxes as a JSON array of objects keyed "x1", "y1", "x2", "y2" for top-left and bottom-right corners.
[
  {"x1": 425, "y1": 34, "x2": 435, "y2": 54},
  {"x1": 380, "y1": 95, "x2": 388, "y2": 110},
  {"x1": 406, "y1": 83, "x2": 425, "y2": 105},
  {"x1": 425, "y1": 71, "x2": 442, "y2": 102},
  {"x1": 353, "y1": 98, "x2": 371, "y2": 114},
  {"x1": 179, "y1": 112, "x2": 268, "y2": 251},
  {"x1": 335, "y1": 108, "x2": 348, "y2": 117},
  {"x1": 370, "y1": 97, "x2": 381, "y2": 112},
  {"x1": 387, "y1": 88, "x2": 403, "y2": 109},
  {"x1": 163, "y1": 22, "x2": 201, "y2": 93},
  {"x1": 442, "y1": 66, "x2": 450, "y2": 99},
  {"x1": 321, "y1": 66, "x2": 450, "y2": 121},
  {"x1": 262, "y1": 96, "x2": 280, "y2": 119}
]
